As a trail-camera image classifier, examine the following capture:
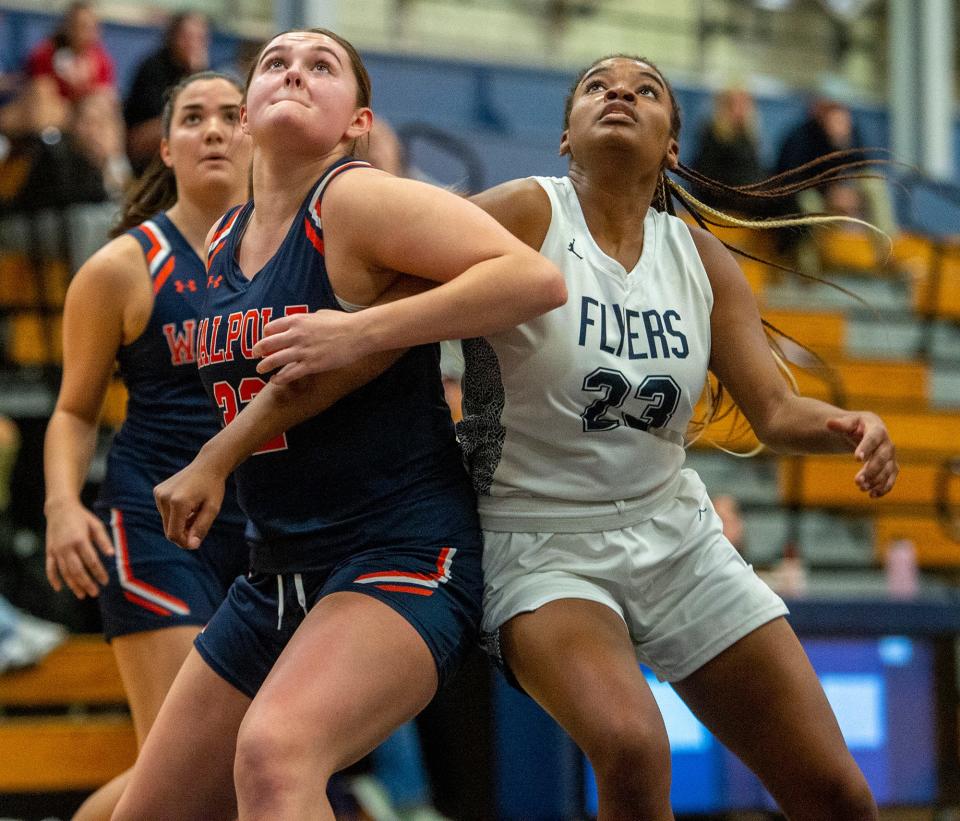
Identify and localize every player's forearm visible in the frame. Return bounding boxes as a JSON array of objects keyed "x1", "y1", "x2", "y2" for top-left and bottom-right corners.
[
  {"x1": 43, "y1": 411, "x2": 99, "y2": 512},
  {"x1": 752, "y1": 394, "x2": 852, "y2": 455},
  {"x1": 356, "y1": 252, "x2": 566, "y2": 354}
]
